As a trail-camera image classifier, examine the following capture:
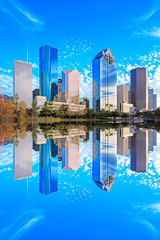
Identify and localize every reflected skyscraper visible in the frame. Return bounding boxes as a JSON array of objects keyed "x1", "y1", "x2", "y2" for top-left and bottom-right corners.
[
  {"x1": 130, "y1": 130, "x2": 148, "y2": 173},
  {"x1": 13, "y1": 133, "x2": 32, "y2": 179},
  {"x1": 39, "y1": 139, "x2": 58, "y2": 195},
  {"x1": 39, "y1": 45, "x2": 58, "y2": 101},
  {"x1": 60, "y1": 136, "x2": 79, "y2": 170},
  {"x1": 148, "y1": 130, "x2": 157, "y2": 152},
  {"x1": 92, "y1": 48, "x2": 117, "y2": 112},
  {"x1": 92, "y1": 129, "x2": 117, "y2": 192},
  {"x1": 117, "y1": 127, "x2": 133, "y2": 156}
]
